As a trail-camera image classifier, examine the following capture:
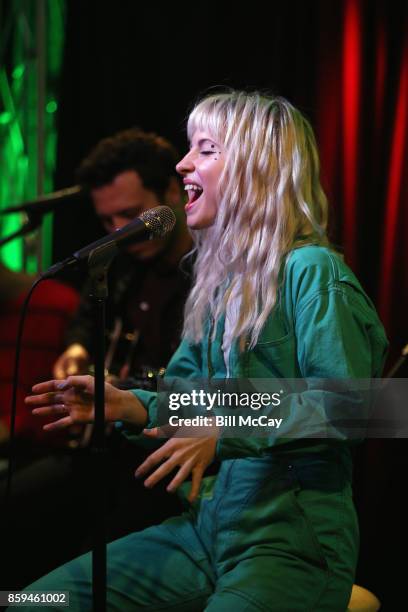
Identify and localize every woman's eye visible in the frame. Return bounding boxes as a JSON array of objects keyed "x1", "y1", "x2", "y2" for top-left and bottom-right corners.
[{"x1": 200, "y1": 150, "x2": 215, "y2": 156}]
